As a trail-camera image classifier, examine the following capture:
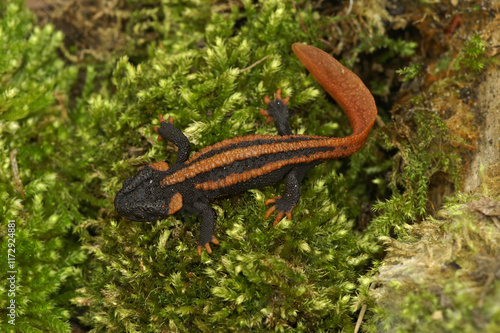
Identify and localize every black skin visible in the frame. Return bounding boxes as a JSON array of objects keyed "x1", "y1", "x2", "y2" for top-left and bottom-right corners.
[{"x1": 114, "y1": 93, "x2": 316, "y2": 253}]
